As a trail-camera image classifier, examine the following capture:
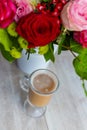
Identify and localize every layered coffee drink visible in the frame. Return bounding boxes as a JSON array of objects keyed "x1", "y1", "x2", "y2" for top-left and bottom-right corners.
[{"x1": 28, "y1": 70, "x2": 58, "y2": 107}]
